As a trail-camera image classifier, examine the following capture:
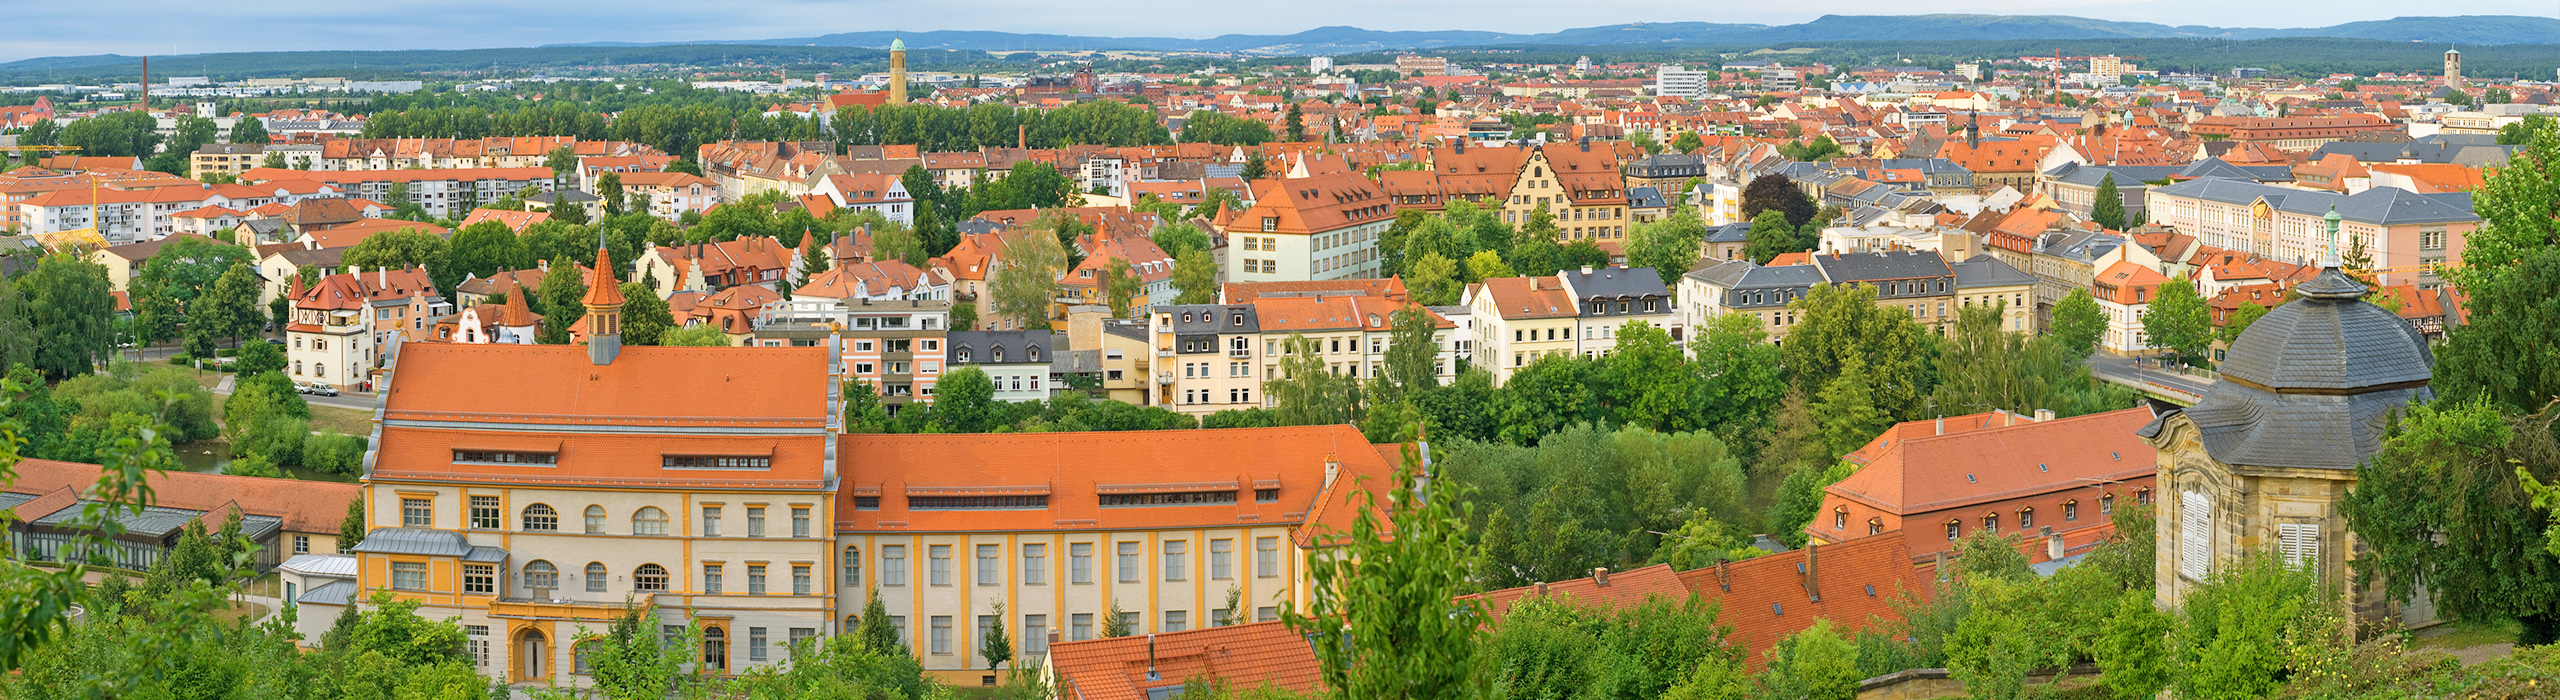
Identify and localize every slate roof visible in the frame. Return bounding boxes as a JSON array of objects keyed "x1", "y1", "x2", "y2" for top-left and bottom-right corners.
[
  {"x1": 947, "y1": 330, "x2": 1052, "y2": 366},
  {"x1": 279, "y1": 553, "x2": 360, "y2": 578},
  {"x1": 298, "y1": 580, "x2": 357, "y2": 607},
  {"x1": 1812, "y1": 249, "x2": 1951, "y2": 284},
  {"x1": 1626, "y1": 186, "x2": 1667, "y2": 210},
  {"x1": 2140, "y1": 267, "x2": 2434, "y2": 470},
  {"x1": 2151, "y1": 177, "x2": 2478, "y2": 226},
  {"x1": 2043, "y1": 162, "x2": 2182, "y2": 188},
  {"x1": 1703, "y1": 222, "x2": 1752, "y2": 243},
  {"x1": 347, "y1": 527, "x2": 477, "y2": 556},
  {"x1": 1159, "y1": 304, "x2": 1258, "y2": 335},
  {"x1": 1951, "y1": 255, "x2": 2035, "y2": 289},
  {"x1": 1560, "y1": 265, "x2": 1671, "y2": 300},
  {"x1": 2315, "y1": 135, "x2": 2520, "y2": 167}
]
